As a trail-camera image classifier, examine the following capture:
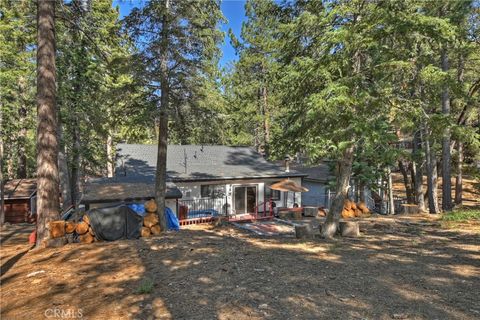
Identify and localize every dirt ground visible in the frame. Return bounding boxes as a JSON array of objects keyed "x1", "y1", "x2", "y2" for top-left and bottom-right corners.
[{"x1": 1, "y1": 215, "x2": 479, "y2": 320}]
